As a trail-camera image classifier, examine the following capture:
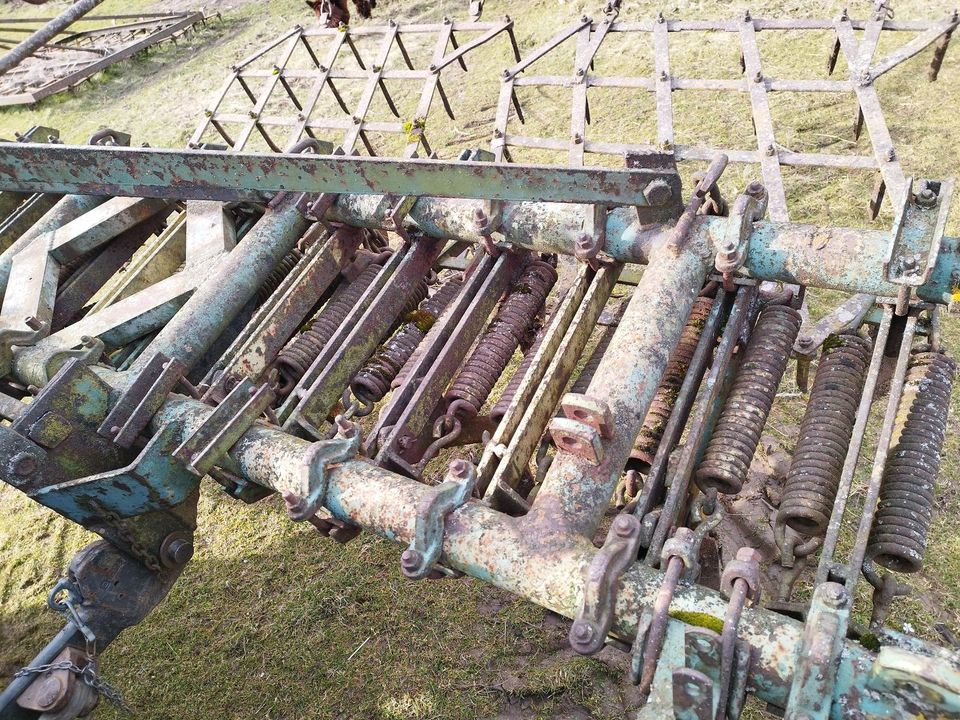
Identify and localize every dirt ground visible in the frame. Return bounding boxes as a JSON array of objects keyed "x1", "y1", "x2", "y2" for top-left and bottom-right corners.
[{"x1": 1, "y1": 0, "x2": 960, "y2": 718}]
